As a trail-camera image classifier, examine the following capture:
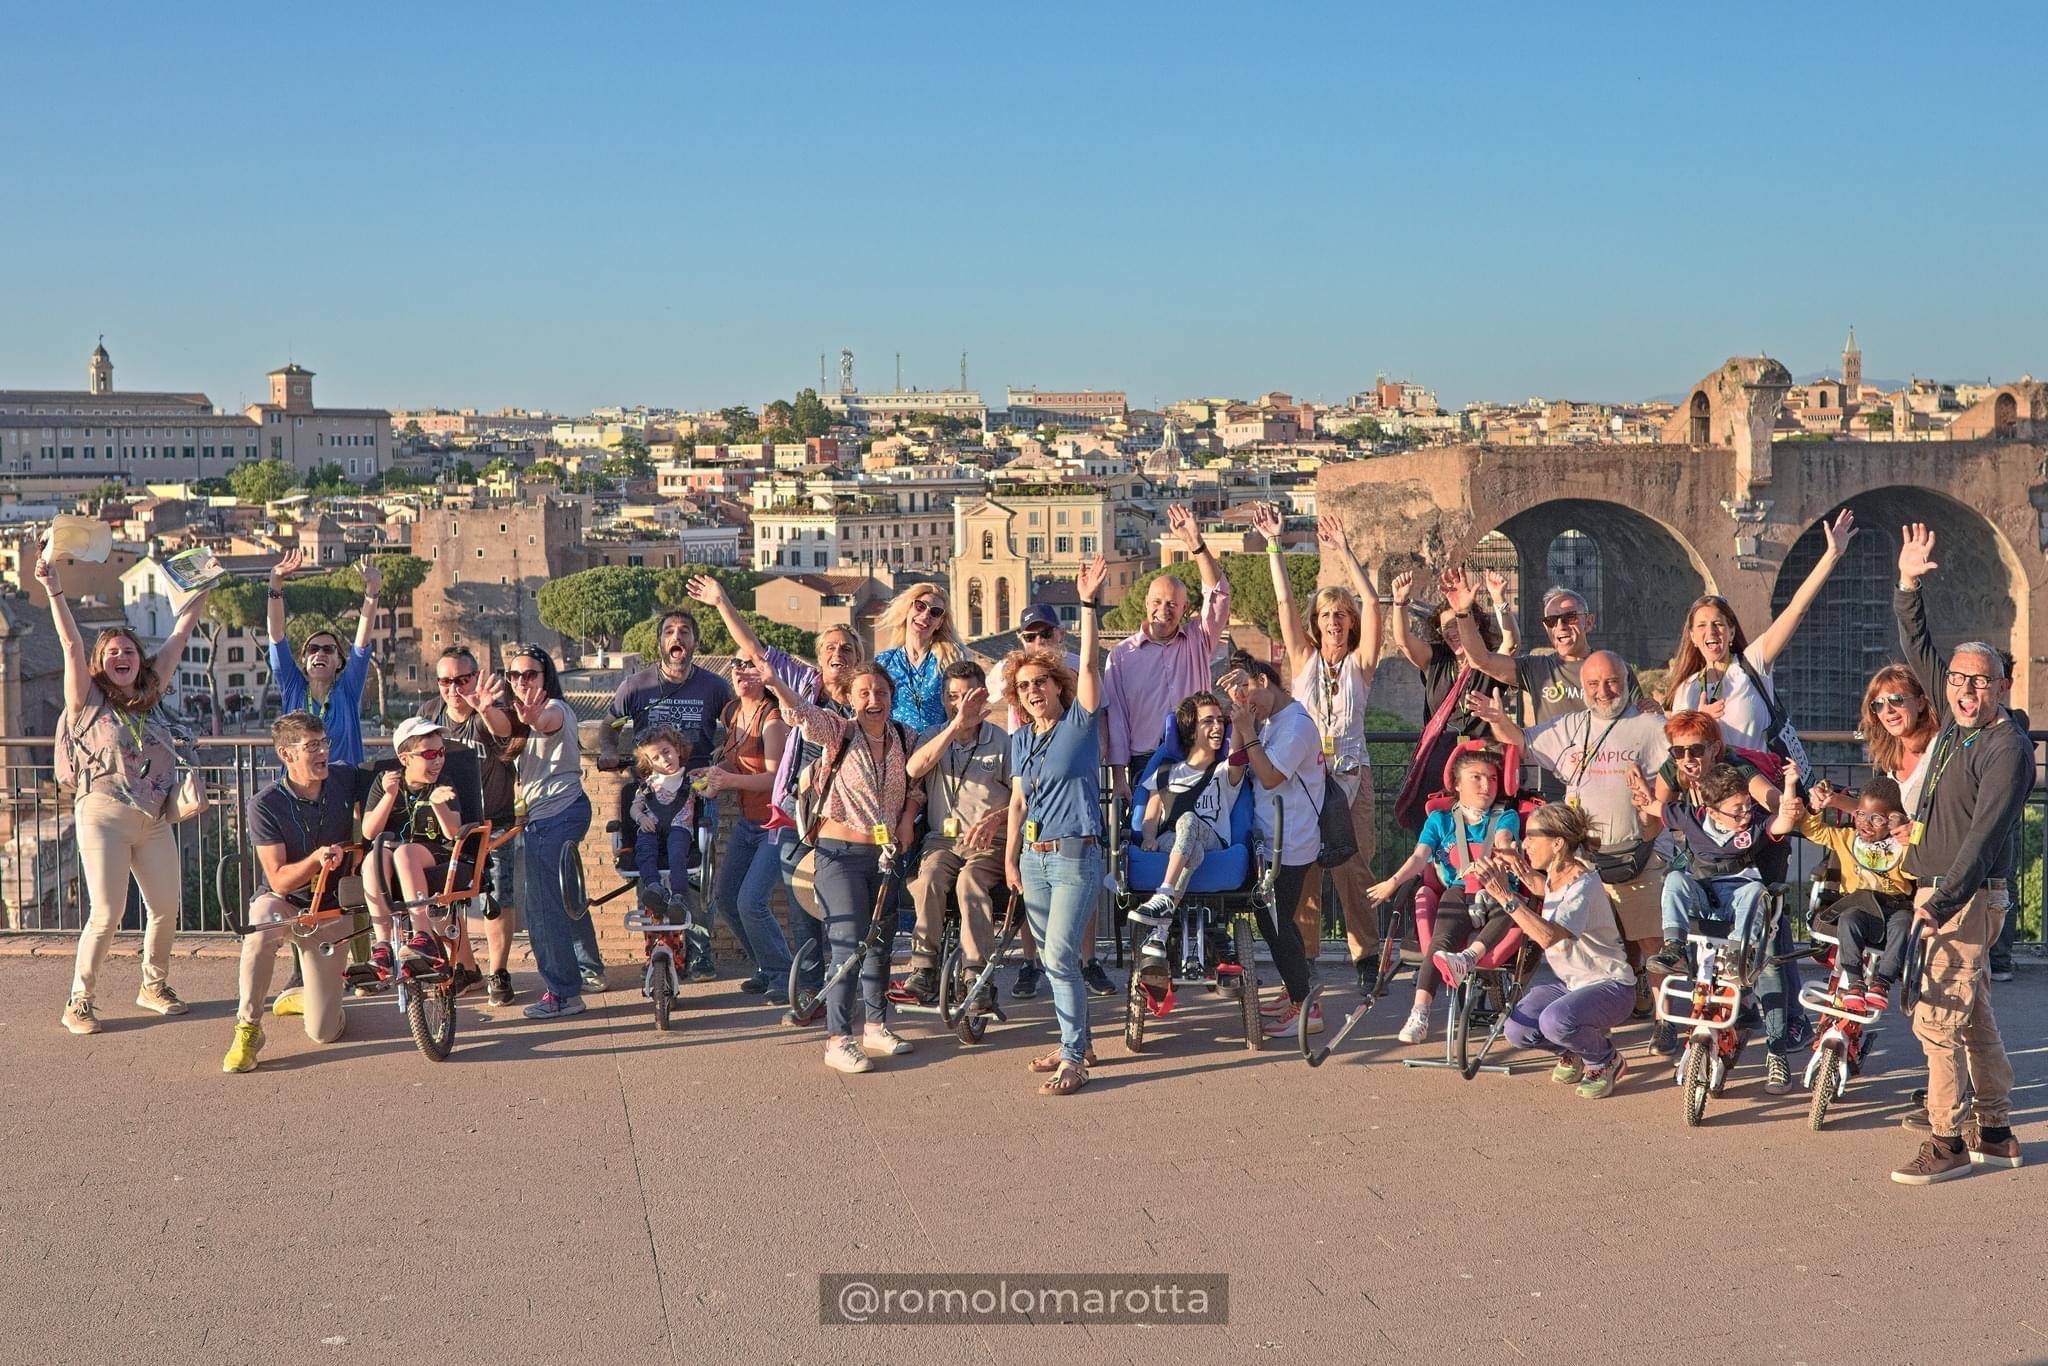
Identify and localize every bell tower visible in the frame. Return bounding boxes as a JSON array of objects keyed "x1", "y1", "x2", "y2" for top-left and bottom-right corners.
[
  {"x1": 1842, "y1": 326, "x2": 1862, "y2": 398},
  {"x1": 88, "y1": 337, "x2": 112, "y2": 395}
]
